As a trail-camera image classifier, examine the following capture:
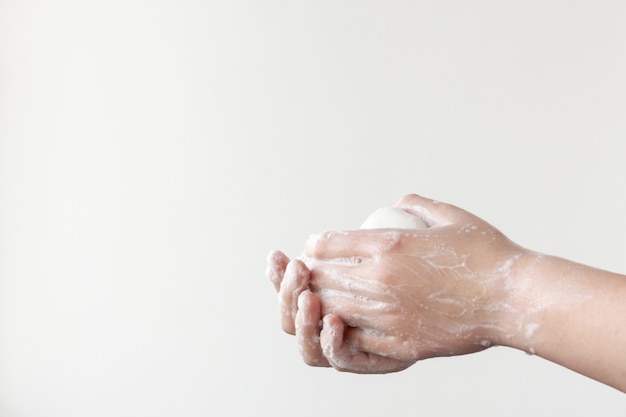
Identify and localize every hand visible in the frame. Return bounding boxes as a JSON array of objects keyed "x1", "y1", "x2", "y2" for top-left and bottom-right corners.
[
  {"x1": 271, "y1": 194, "x2": 626, "y2": 391},
  {"x1": 304, "y1": 194, "x2": 528, "y2": 367},
  {"x1": 266, "y1": 250, "x2": 329, "y2": 367},
  {"x1": 267, "y1": 250, "x2": 413, "y2": 372}
]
